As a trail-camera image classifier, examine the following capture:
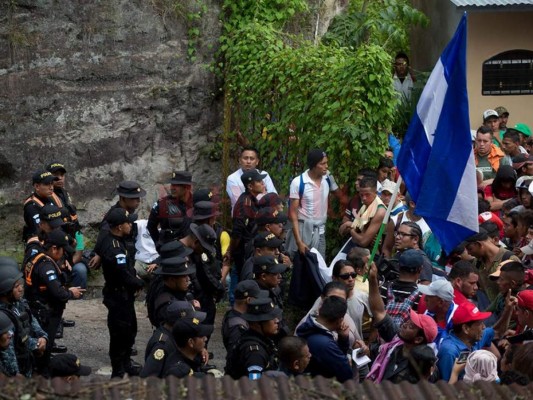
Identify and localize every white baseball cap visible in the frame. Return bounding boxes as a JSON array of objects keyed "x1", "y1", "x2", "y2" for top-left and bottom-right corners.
[{"x1": 483, "y1": 109, "x2": 499, "y2": 121}]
